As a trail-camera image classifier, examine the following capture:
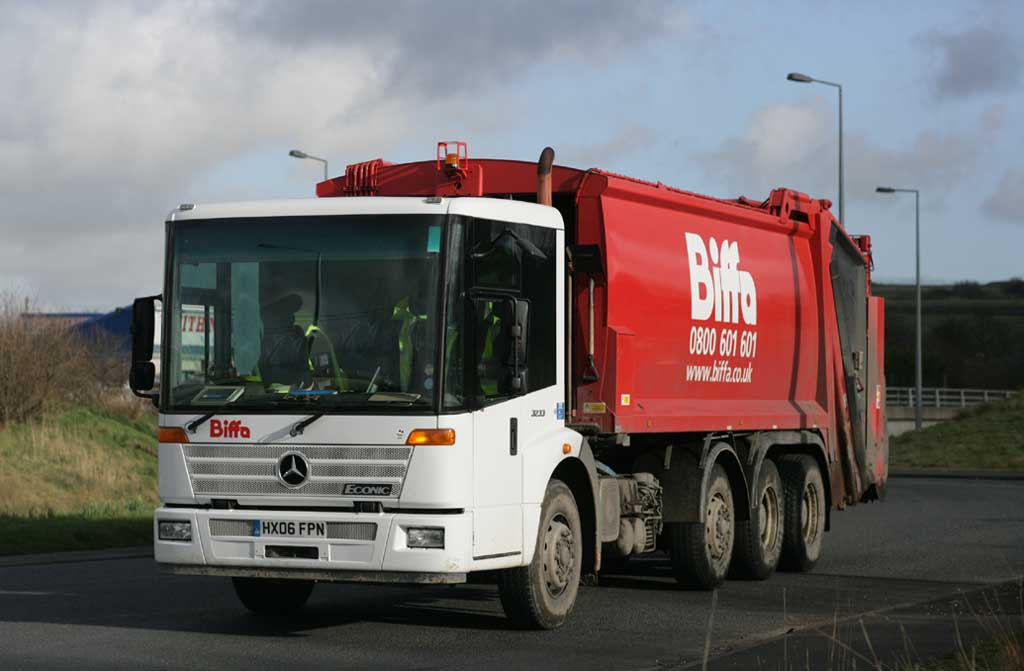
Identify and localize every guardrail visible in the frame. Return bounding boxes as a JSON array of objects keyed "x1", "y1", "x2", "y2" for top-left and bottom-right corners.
[{"x1": 886, "y1": 387, "x2": 1017, "y2": 409}]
